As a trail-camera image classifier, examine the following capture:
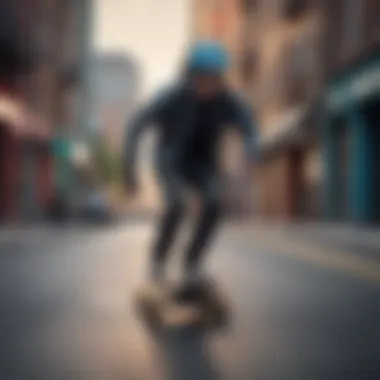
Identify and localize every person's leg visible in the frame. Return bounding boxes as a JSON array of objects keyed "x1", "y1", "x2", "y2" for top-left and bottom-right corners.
[
  {"x1": 150, "y1": 173, "x2": 185, "y2": 280},
  {"x1": 184, "y1": 169, "x2": 222, "y2": 277}
]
